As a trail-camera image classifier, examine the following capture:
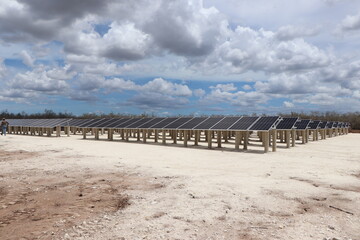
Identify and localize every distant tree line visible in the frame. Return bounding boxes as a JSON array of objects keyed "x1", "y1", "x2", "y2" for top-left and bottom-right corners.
[{"x1": 1, "y1": 109, "x2": 359, "y2": 129}]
